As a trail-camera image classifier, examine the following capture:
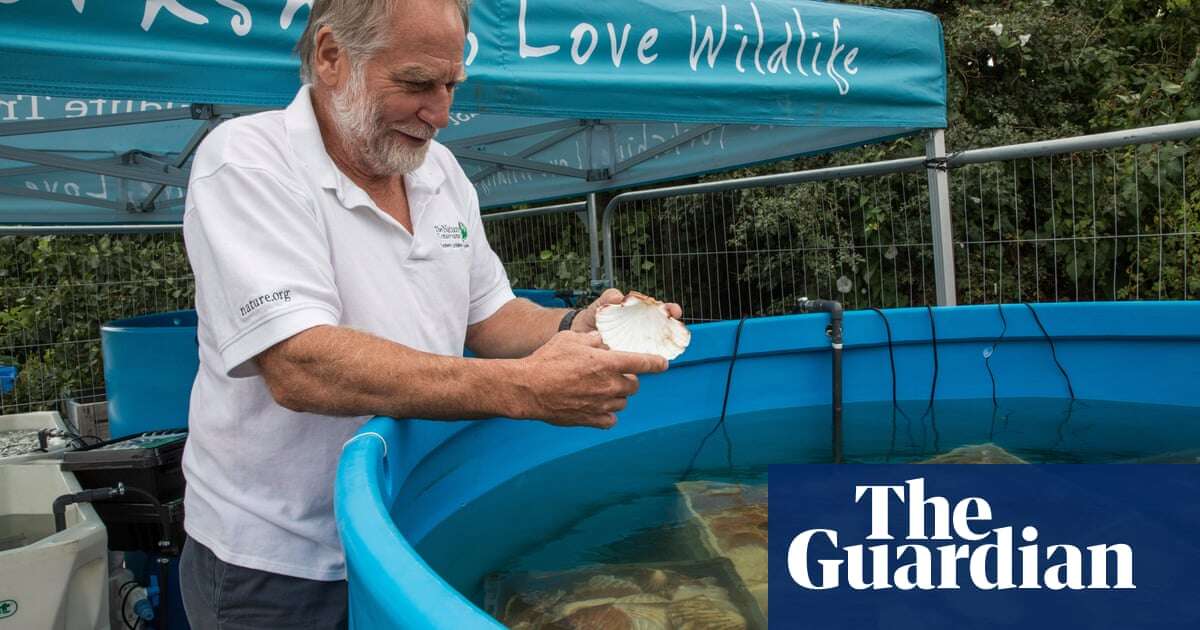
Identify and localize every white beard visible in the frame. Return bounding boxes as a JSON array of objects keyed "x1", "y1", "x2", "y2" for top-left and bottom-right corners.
[{"x1": 330, "y1": 65, "x2": 436, "y2": 176}]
